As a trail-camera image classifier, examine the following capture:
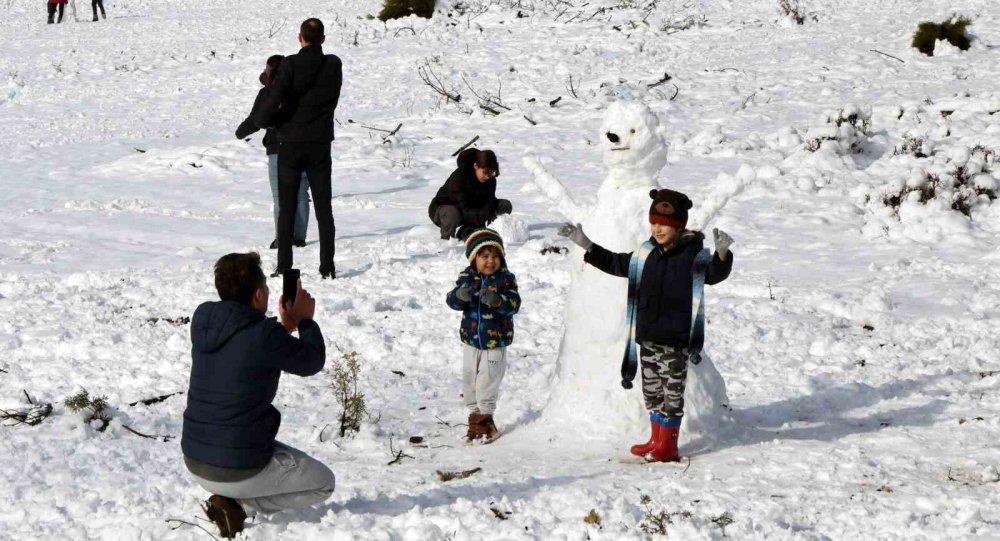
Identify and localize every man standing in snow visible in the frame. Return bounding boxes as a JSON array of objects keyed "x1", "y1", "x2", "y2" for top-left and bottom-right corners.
[
  {"x1": 255, "y1": 18, "x2": 342, "y2": 279},
  {"x1": 182, "y1": 252, "x2": 335, "y2": 538}
]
